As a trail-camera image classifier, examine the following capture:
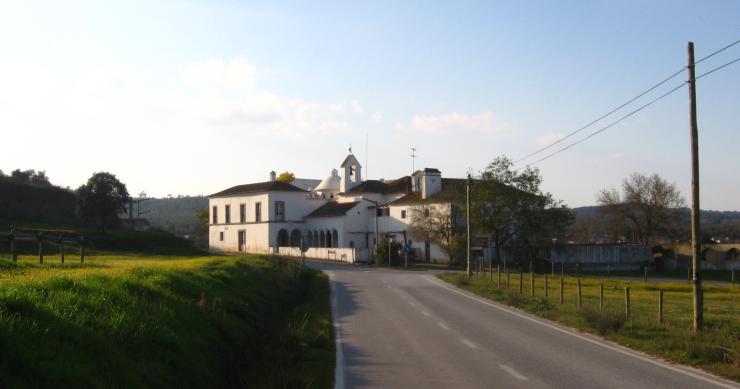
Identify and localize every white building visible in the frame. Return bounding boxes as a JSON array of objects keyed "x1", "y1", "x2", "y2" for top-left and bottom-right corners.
[{"x1": 208, "y1": 152, "x2": 466, "y2": 262}]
